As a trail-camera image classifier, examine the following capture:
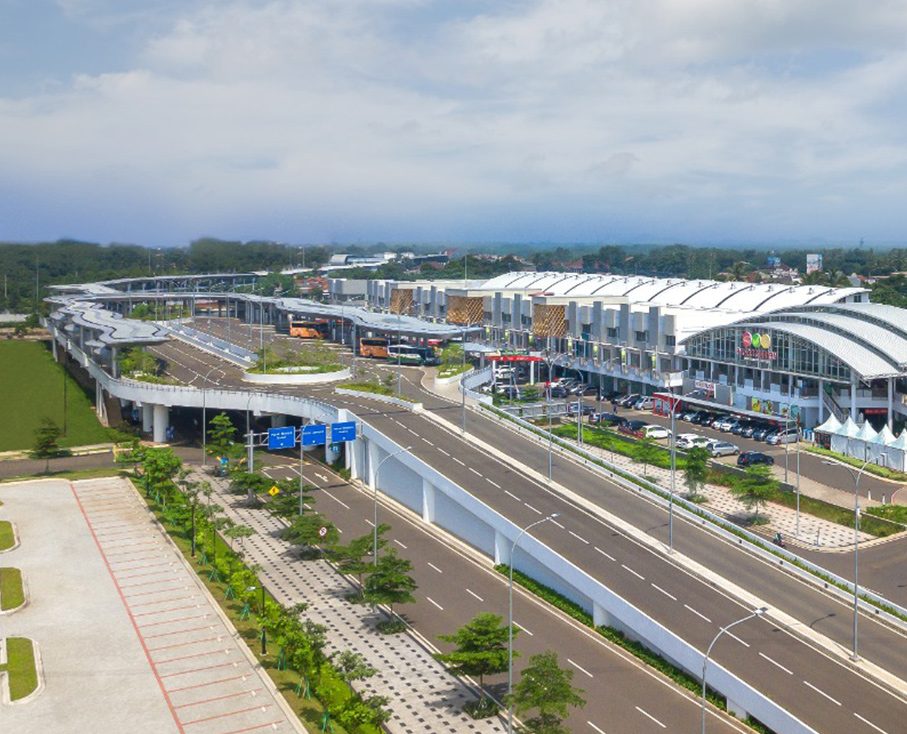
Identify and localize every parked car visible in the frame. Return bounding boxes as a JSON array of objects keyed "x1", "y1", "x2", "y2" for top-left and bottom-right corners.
[
  {"x1": 549, "y1": 385, "x2": 569, "y2": 398},
  {"x1": 767, "y1": 427, "x2": 800, "y2": 445},
  {"x1": 731, "y1": 420, "x2": 753, "y2": 436},
  {"x1": 618, "y1": 393, "x2": 641, "y2": 407},
  {"x1": 690, "y1": 411, "x2": 716, "y2": 425},
  {"x1": 737, "y1": 451, "x2": 775, "y2": 467},
  {"x1": 675, "y1": 433, "x2": 705, "y2": 449},
  {"x1": 590, "y1": 411, "x2": 622, "y2": 425},
  {"x1": 566, "y1": 402, "x2": 596, "y2": 416},
  {"x1": 494, "y1": 366, "x2": 515, "y2": 380},
  {"x1": 501, "y1": 385, "x2": 521, "y2": 400},
  {"x1": 741, "y1": 422, "x2": 767, "y2": 438},
  {"x1": 619, "y1": 419, "x2": 647, "y2": 437},
  {"x1": 709, "y1": 441, "x2": 740, "y2": 457},
  {"x1": 641, "y1": 424, "x2": 671, "y2": 440},
  {"x1": 681, "y1": 410, "x2": 701, "y2": 422},
  {"x1": 752, "y1": 425, "x2": 776, "y2": 441},
  {"x1": 636, "y1": 396, "x2": 654, "y2": 410}
]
